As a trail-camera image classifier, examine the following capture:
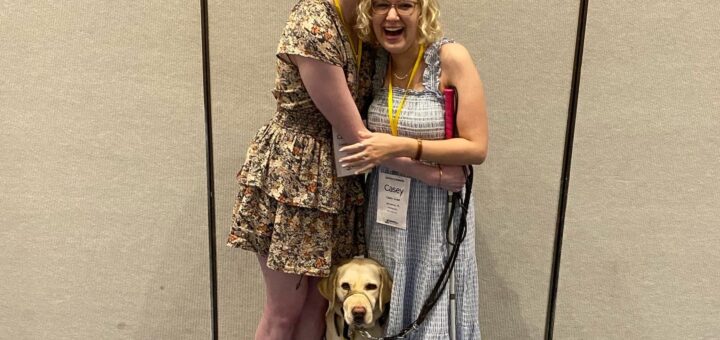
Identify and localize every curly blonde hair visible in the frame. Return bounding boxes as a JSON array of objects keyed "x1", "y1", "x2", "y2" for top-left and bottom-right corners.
[{"x1": 356, "y1": 0, "x2": 442, "y2": 45}]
